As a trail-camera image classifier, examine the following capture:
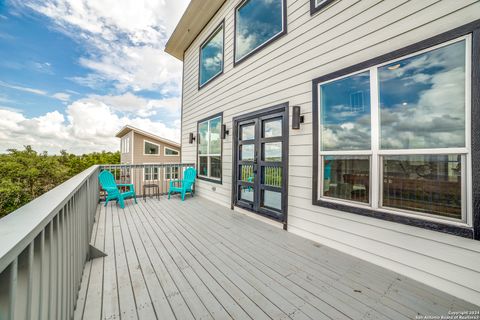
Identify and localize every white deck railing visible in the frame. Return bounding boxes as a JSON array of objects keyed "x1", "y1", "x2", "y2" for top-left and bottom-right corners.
[
  {"x1": 0, "y1": 165, "x2": 100, "y2": 320},
  {"x1": 0, "y1": 163, "x2": 194, "y2": 320}
]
